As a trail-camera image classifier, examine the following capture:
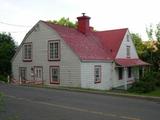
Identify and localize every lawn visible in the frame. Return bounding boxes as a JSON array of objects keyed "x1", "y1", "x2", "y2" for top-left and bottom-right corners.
[{"x1": 143, "y1": 88, "x2": 160, "y2": 97}]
